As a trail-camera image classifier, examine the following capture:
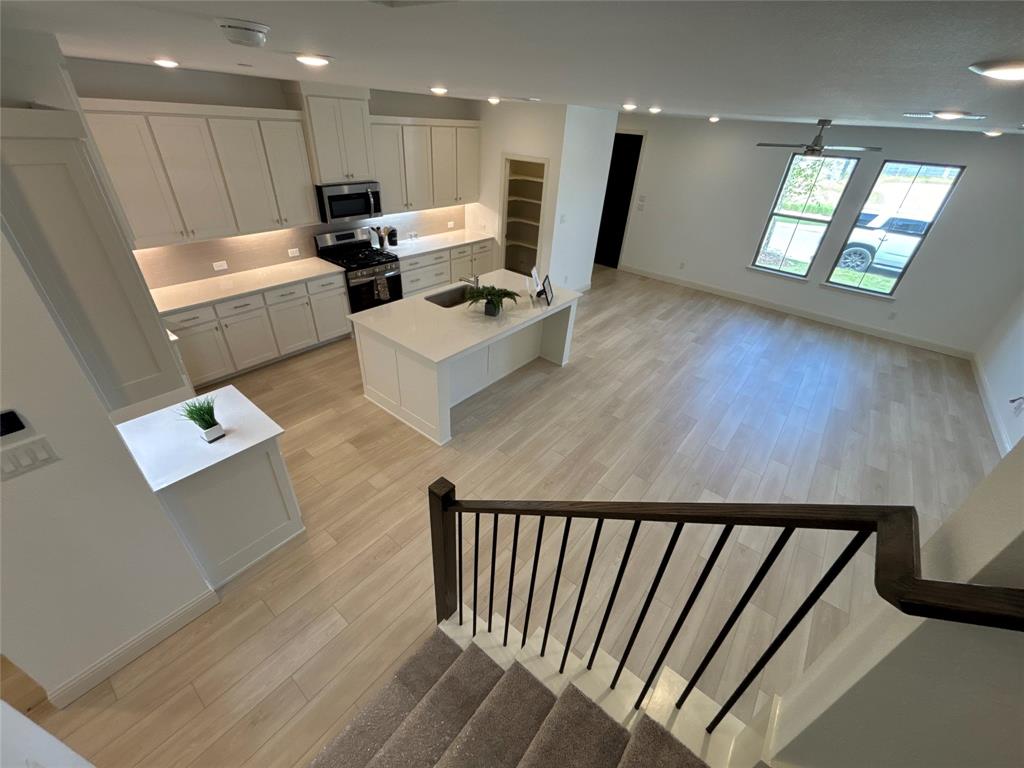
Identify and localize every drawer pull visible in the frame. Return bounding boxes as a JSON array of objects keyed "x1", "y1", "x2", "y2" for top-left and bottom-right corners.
[
  {"x1": 320, "y1": 282, "x2": 333, "y2": 287},
  {"x1": 180, "y1": 315, "x2": 200, "y2": 322},
  {"x1": 410, "y1": 278, "x2": 420, "y2": 284},
  {"x1": 281, "y1": 291, "x2": 296, "y2": 297},
  {"x1": 233, "y1": 302, "x2": 251, "y2": 310}
]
